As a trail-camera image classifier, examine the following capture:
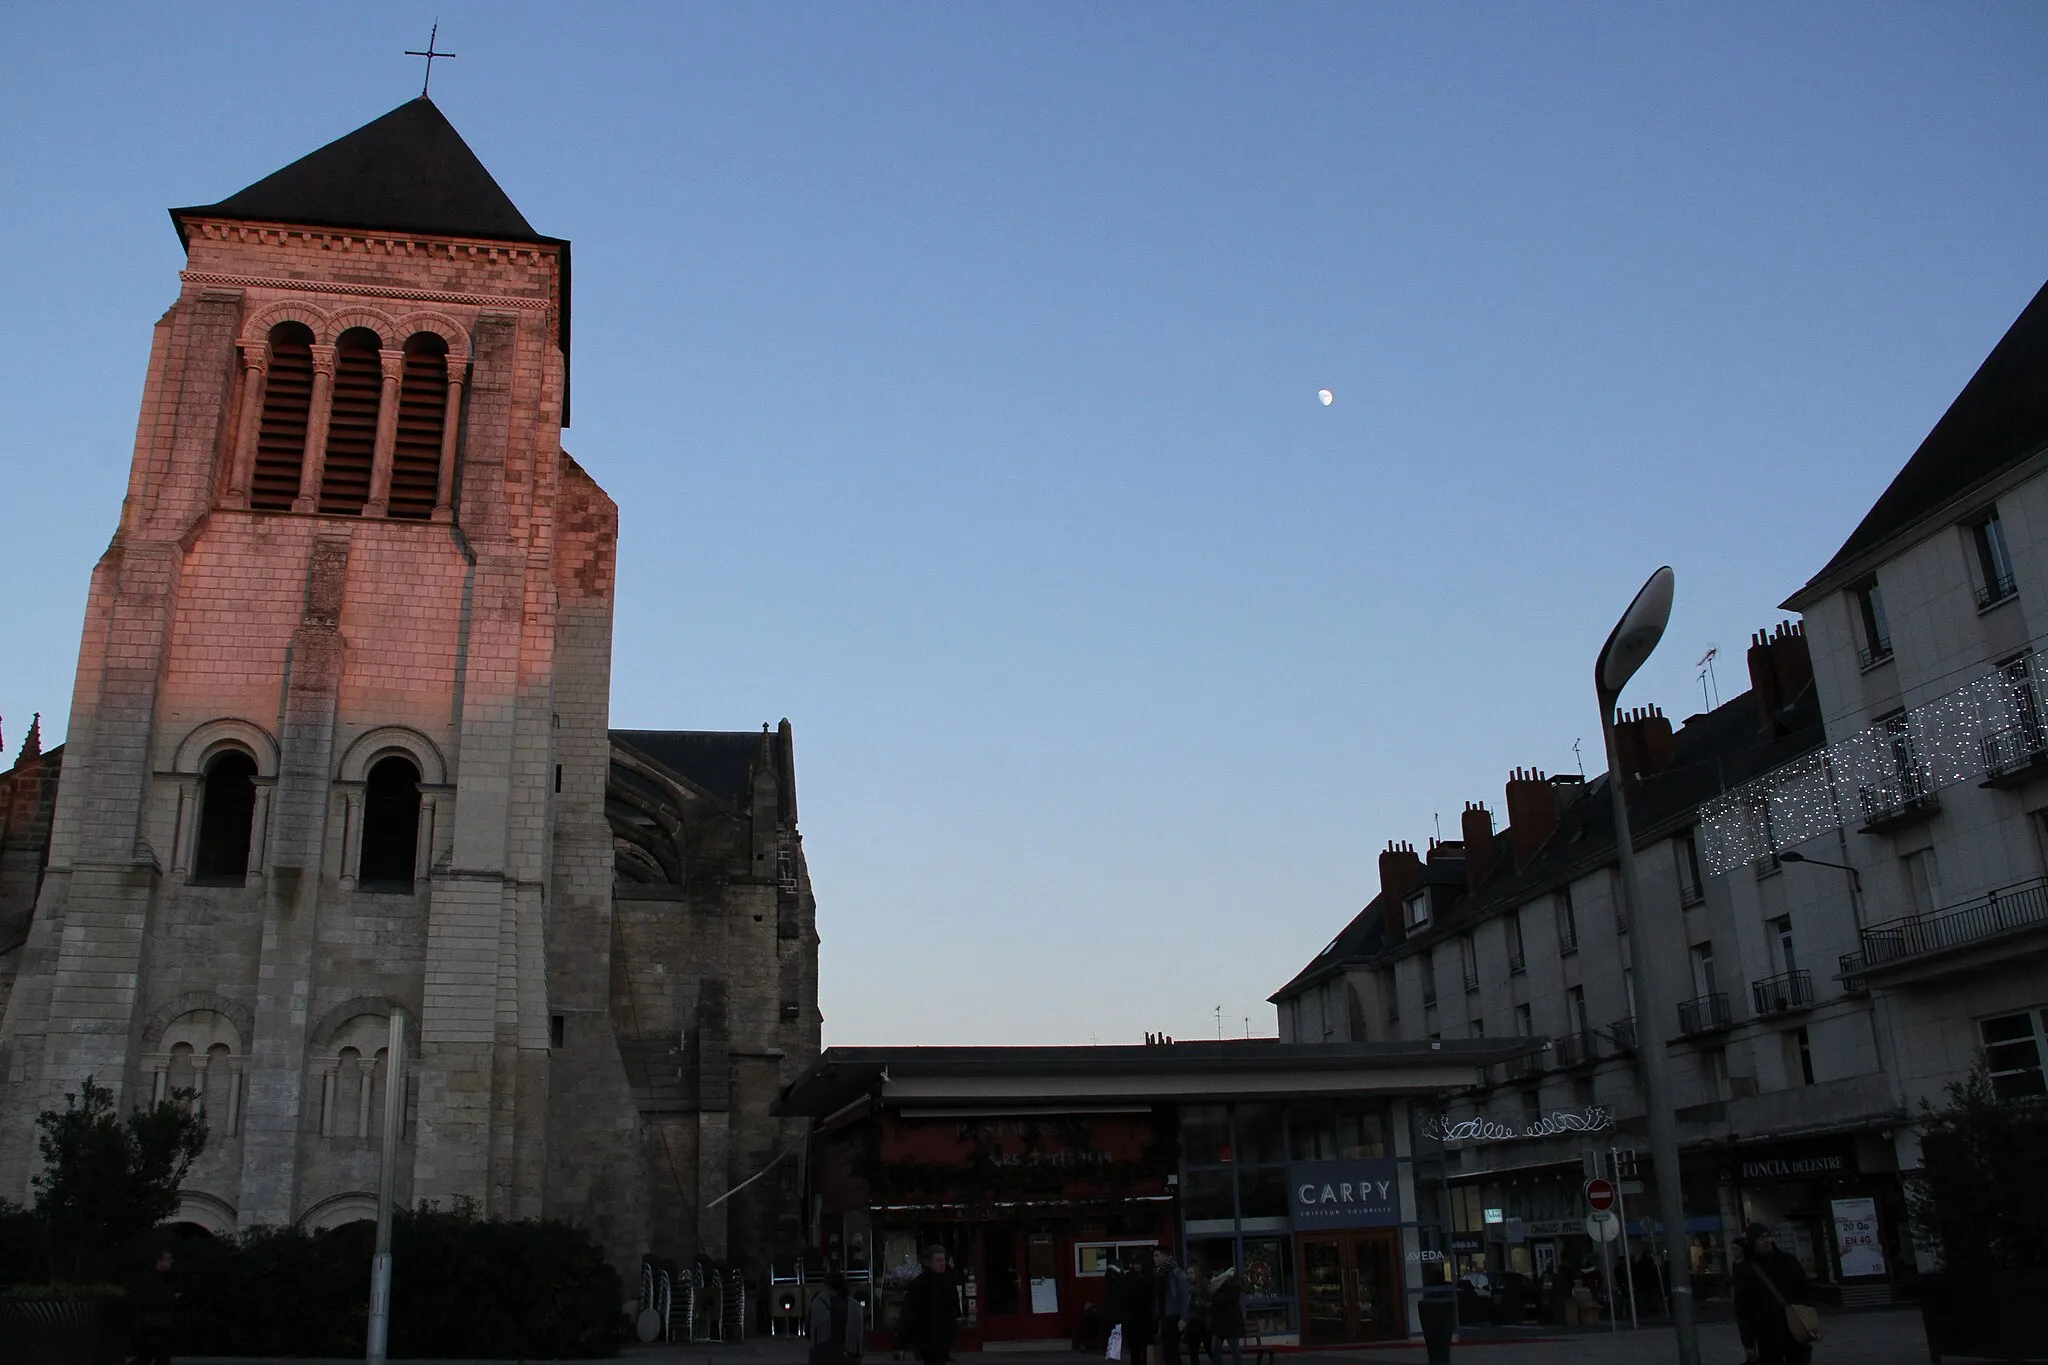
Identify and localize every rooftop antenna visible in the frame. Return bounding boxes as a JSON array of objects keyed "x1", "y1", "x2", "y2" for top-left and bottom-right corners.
[
  {"x1": 1215, "y1": 1004, "x2": 1224, "y2": 1040},
  {"x1": 1433, "y1": 812, "x2": 1442, "y2": 842},
  {"x1": 1696, "y1": 645, "x2": 1721, "y2": 710},
  {"x1": 1572, "y1": 738, "x2": 1586, "y2": 778},
  {"x1": 405, "y1": 21, "x2": 458, "y2": 97}
]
